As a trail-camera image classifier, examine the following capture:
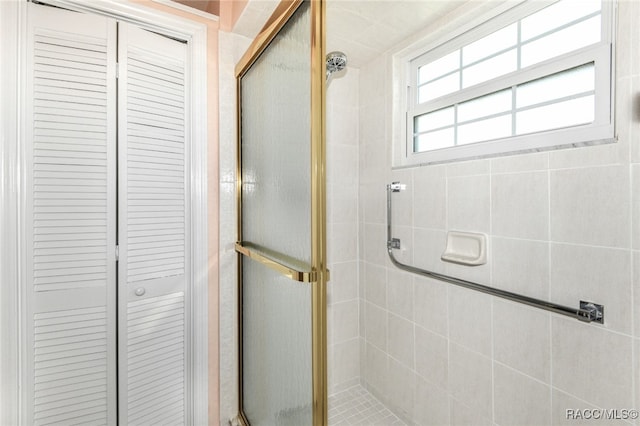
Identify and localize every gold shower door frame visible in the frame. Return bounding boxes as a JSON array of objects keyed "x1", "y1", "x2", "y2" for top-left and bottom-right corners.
[{"x1": 234, "y1": 1, "x2": 328, "y2": 425}]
